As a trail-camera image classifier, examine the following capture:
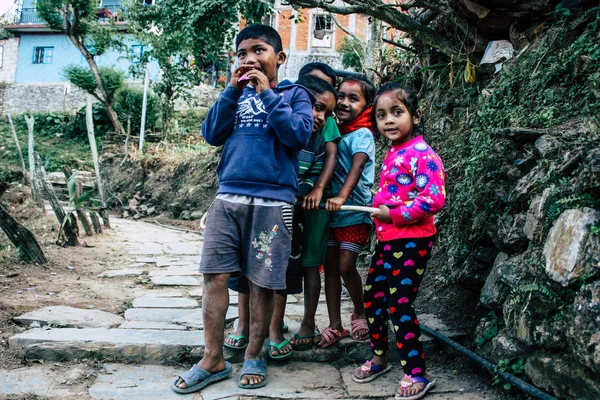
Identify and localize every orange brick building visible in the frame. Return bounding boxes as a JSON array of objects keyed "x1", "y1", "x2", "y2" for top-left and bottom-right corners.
[{"x1": 270, "y1": 1, "x2": 372, "y2": 80}]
